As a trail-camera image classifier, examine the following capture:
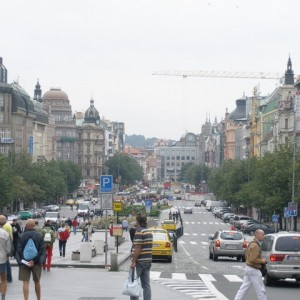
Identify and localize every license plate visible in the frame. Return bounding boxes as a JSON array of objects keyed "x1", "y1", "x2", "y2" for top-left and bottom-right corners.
[
  {"x1": 152, "y1": 244, "x2": 161, "y2": 248},
  {"x1": 153, "y1": 251, "x2": 166, "y2": 255},
  {"x1": 287, "y1": 256, "x2": 300, "y2": 261},
  {"x1": 226, "y1": 244, "x2": 237, "y2": 249}
]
